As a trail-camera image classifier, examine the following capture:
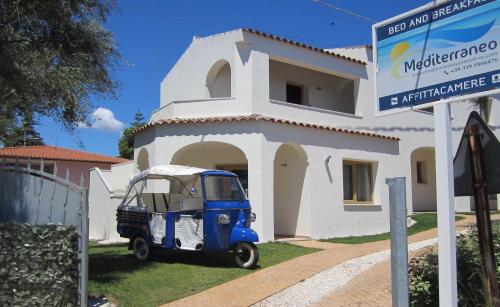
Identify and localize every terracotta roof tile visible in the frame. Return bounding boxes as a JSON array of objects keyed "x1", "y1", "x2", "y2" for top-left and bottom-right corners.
[
  {"x1": 0, "y1": 145, "x2": 129, "y2": 163},
  {"x1": 134, "y1": 114, "x2": 400, "y2": 141},
  {"x1": 242, "y1": 28, "x2": 367, "y2": 65}
]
